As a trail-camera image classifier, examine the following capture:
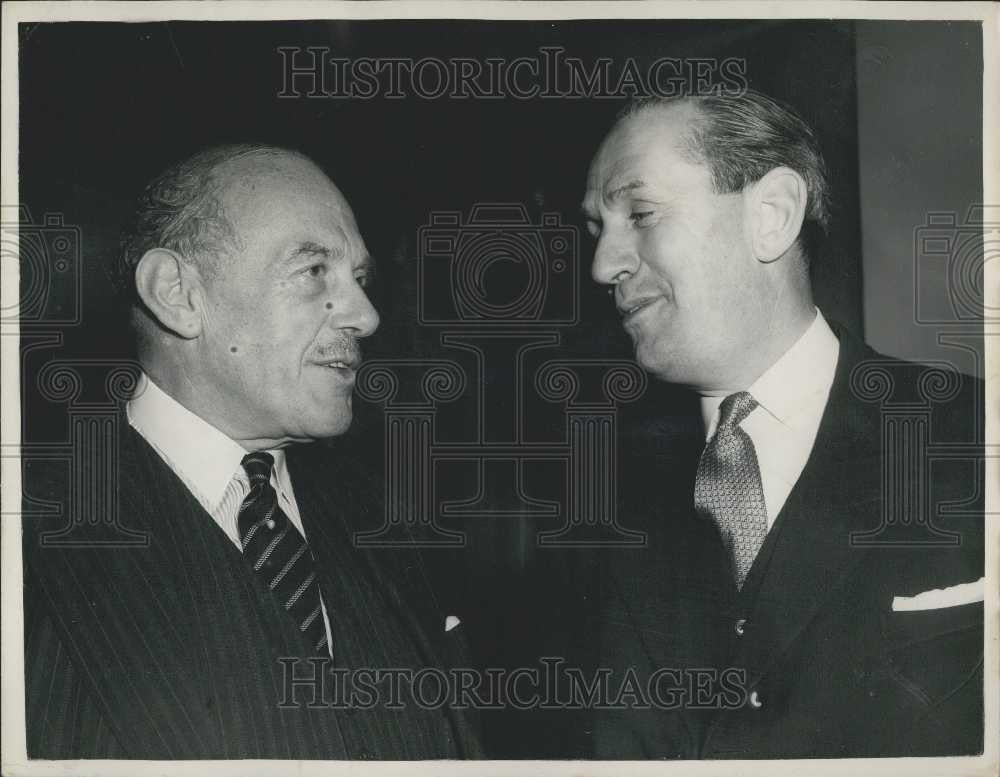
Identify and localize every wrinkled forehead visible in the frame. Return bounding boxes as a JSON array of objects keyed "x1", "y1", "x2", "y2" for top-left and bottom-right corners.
[
  {"x1": 584, "y1": 103, "x2": 702, "y2": 208},
  {"x1": 220, "y1": 153, "x2": 360, "y2": 240}
]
